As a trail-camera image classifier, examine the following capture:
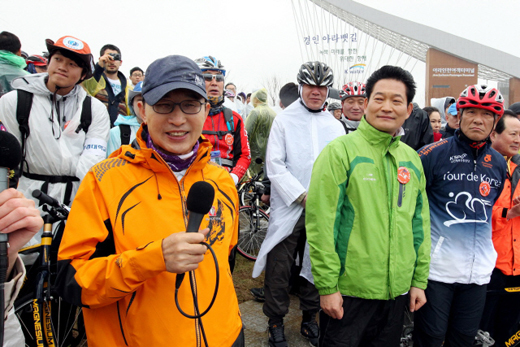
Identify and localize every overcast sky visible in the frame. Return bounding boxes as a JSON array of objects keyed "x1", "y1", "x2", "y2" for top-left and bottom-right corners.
[{"x1": 2, "y1": 0, "x2": 518, "y2": 106}]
